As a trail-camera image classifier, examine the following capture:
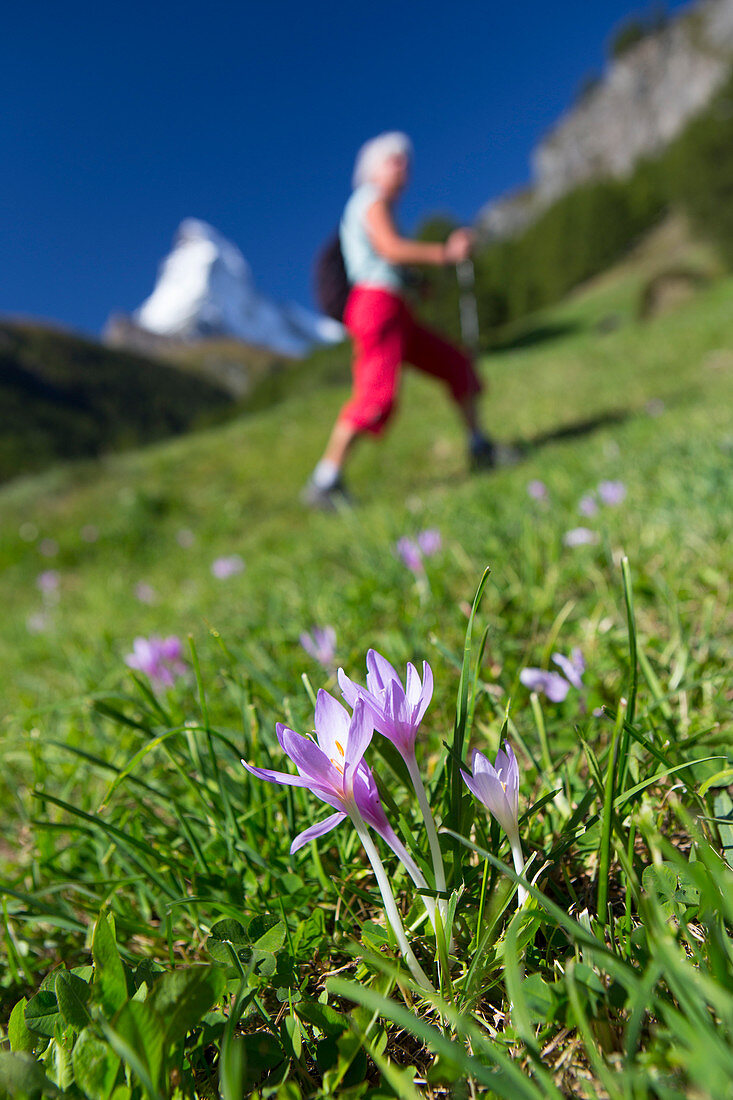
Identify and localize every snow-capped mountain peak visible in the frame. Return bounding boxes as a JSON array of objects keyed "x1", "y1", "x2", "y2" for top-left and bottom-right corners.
[{"x1": 133, "y1": 218, "x2": 343, "y2": 356}]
